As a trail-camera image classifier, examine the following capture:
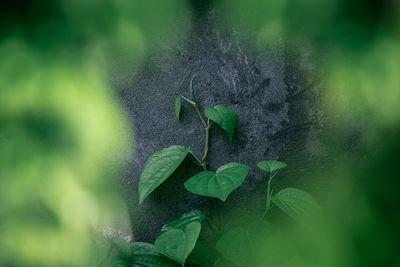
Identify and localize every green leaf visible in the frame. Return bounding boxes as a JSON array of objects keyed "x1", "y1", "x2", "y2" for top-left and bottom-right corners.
[
  {"x1": 175, "y1": 96, "x2": 181, "y2": 120},
  {"x1": 216, "y1": 221, "x2": 278, "y2": 267},
  {"x1": 139, "y1": 145, "x2": 190, "y2": 204},
  {"x1": 130, "y1": 242, "x2": 178, "y2": 267},
  {"x1": 257, "y1": 160, "x2": 287, "y2": 172},
  {"x1": 155, "y1": 210, "x2": 204, "y2": 266},
  {"x1": 113, "y1": 237, "x2": 131, "y2": 259},
  {"x1": 271, "y1": 187, "x2": 321, "y2": 220},
  {"x1": 188, "y1": 242, "x2": 212, "y2": 266},
  {"x1": 155, "y1": 222, "x2": 201, "y2": 266},
  {"x1": 131, "y1": 242, "x2": 160, "y2": 256},
  {"x1": 184, "y1": 162, "x2": 249, "y2": 201},
  {"x1": 205, "y1": 105, "x2": 237, "y2": 142},
  {"x1": 161, "y1": 209, "x2": 205, "y2": 232}
]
